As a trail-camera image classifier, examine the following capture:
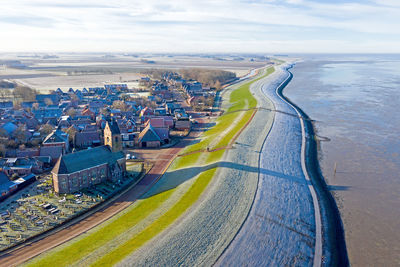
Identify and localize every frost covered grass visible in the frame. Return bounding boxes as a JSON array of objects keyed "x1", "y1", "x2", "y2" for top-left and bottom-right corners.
[
  {"x1": 82, "y1": 69, "x2": 274, "y2": 266},
  {"x1": 185, "y1": 67, "x2": 274, "y2": 153},
  {"x1": 25, "y1": 189, "x2": 175, "y2": 267},
  {"x1": 25, "y1": 67, "x2": 275, "y2": 267},
  {"x1": 91, "y1": 168, "x2": 217, "y2": 267},
  {"x1": 118, "y1": 67, "x2": 278, "y2": 266}
]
